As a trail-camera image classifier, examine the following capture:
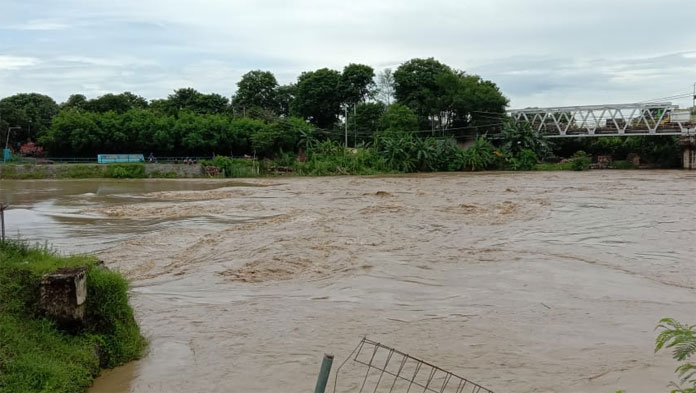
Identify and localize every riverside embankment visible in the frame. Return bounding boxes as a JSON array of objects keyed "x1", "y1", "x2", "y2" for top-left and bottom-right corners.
[{"x1": 0, "y1": 163, "x2": 203, "y2": 179}]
